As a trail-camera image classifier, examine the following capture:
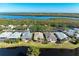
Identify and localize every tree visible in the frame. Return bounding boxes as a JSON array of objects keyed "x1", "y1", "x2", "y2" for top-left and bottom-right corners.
[
  {"x1": 30, "y1": 25, "x2": 48, "y2": 32},
  {"x1": 27, "y1": 46, "x2": 40, "y2": 56}
]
